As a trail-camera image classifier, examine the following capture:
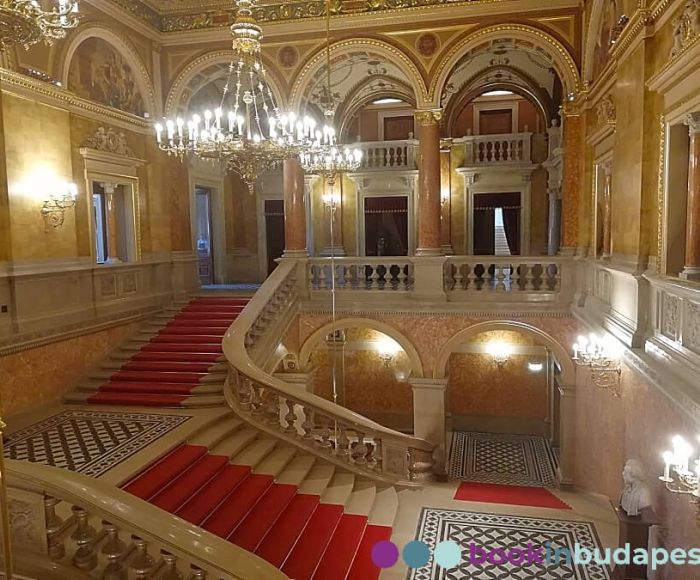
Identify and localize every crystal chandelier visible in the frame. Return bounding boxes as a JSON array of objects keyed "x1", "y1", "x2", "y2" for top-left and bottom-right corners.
[
  {"x1": 0, "y1": 0, "x2": 80, "y2": 49},
  {"x1": 155, "y1": 0, "x2": 310, "y2": 193},
  {"x1": 298, "y1": 0, "x2": 362, "y2": 186}
]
